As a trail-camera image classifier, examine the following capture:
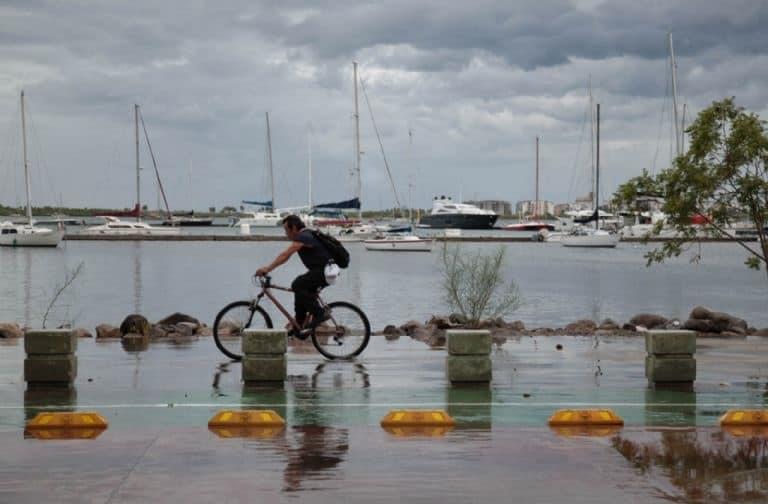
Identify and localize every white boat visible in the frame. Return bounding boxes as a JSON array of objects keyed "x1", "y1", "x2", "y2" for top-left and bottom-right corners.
[
  {"x1": 81, "y1": 104, "x2": 179, "y2": 236},
  {"x1": 561, "y1": 227, "x2": 619, "y2": 248},
  {"x1": 363, "y1": 234, "x2": 434, "y2": 252},
  {"x1": 0, "y1": 91, "x2": 63, "y2": 248},
  {"x1": 561, "y1": 103, "x2": 619, "y2": 249},
  {"x1": 81, "y1": 216, "x2": 180, "y2": 235},
  {"x1": 232, "y1": 211, "x2": 282, "y2": 228},
  {"x1": 418, "y1": 196, "x2": 498, "y2": 229},
  {"x1": 333, "y1": 223, "x2": 379, "y2": 241}
]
